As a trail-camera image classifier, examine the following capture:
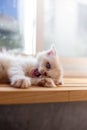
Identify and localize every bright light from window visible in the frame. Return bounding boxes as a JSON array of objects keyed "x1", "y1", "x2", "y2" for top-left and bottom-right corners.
[{"x1": 18, "y1": 0, "x2": 36, "y2": 55}]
